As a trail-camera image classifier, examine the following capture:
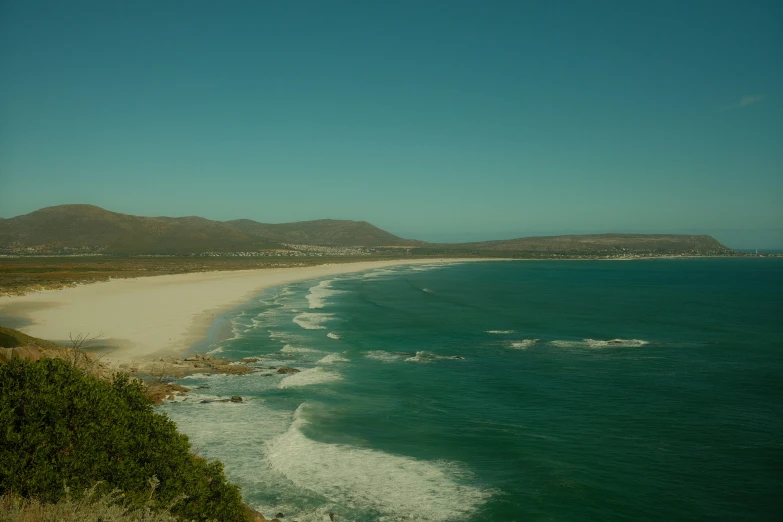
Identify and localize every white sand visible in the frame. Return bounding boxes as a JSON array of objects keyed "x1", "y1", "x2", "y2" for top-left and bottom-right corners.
[{"x1": 0, "y1": 259, "x2": 484, "y2": 365}]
